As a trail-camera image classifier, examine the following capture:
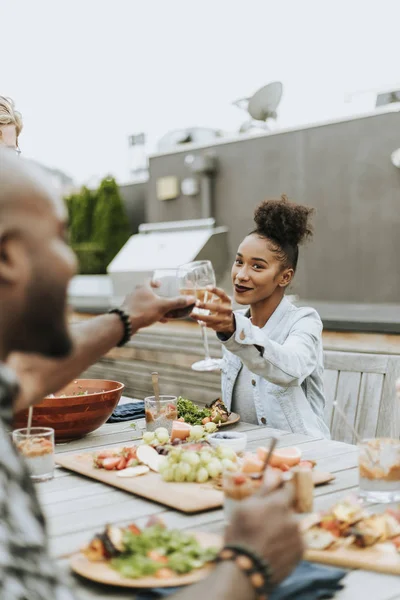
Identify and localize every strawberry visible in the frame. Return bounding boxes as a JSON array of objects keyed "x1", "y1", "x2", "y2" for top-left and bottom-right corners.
[
  {"x1": 102, "y1": 457, "x2": 121, "y2": 470},
  {"x1": 116, "y1": 457, "x2": 127, "y2": 470},
  {"x1": 97, "y1": 450, "x2": 118, "y2": 459}
]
